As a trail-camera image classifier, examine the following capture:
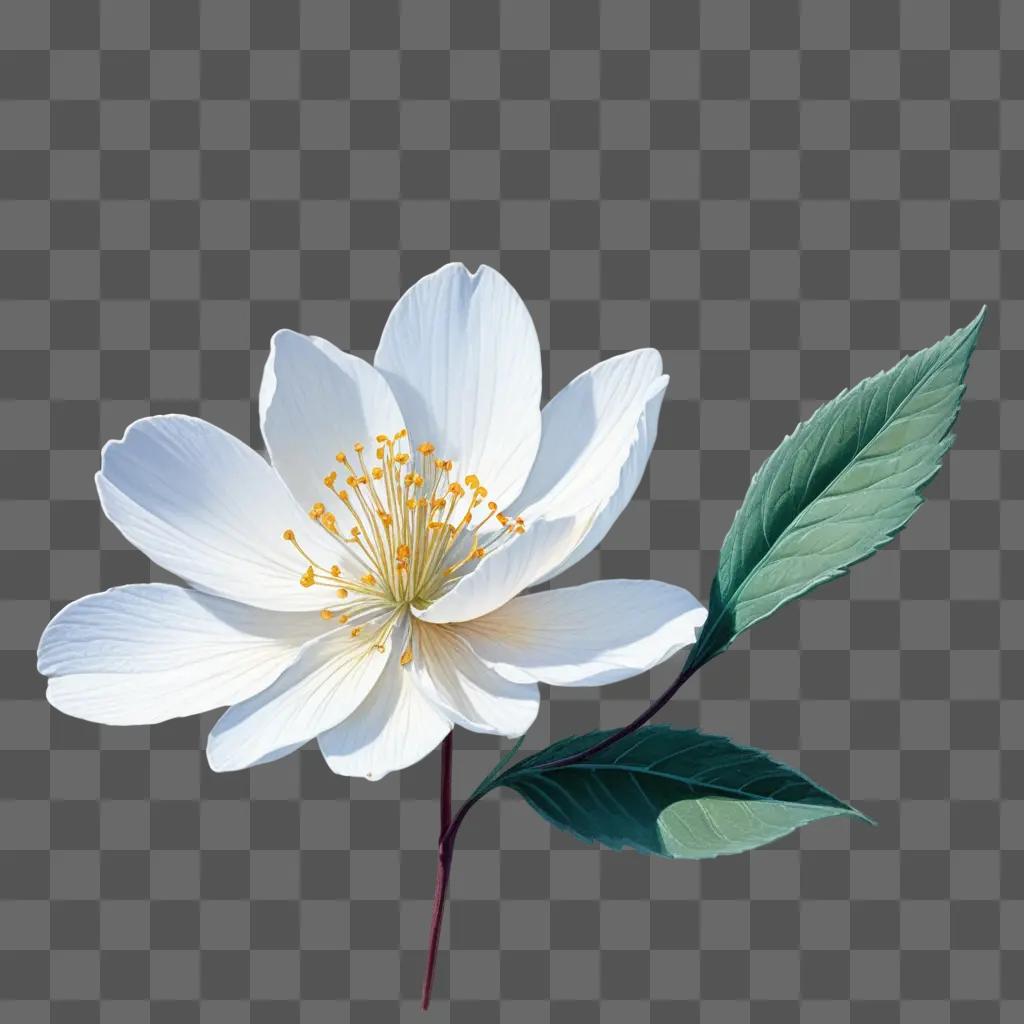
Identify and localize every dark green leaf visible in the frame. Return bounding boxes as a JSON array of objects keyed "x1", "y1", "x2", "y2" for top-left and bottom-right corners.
[
  {"x1": 688, "y1": 310, "x2": 984, "y2": 670},
  {"x1": 486, "y1": 726, "x2": 868, "y2": 858}
]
